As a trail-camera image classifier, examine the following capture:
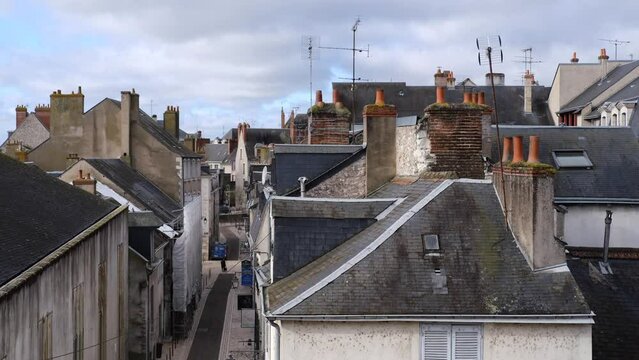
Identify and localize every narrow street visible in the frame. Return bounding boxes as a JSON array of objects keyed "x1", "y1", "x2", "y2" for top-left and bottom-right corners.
[{"x1": 185, "y1": 223, "x2": 247, "y2": 360}]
